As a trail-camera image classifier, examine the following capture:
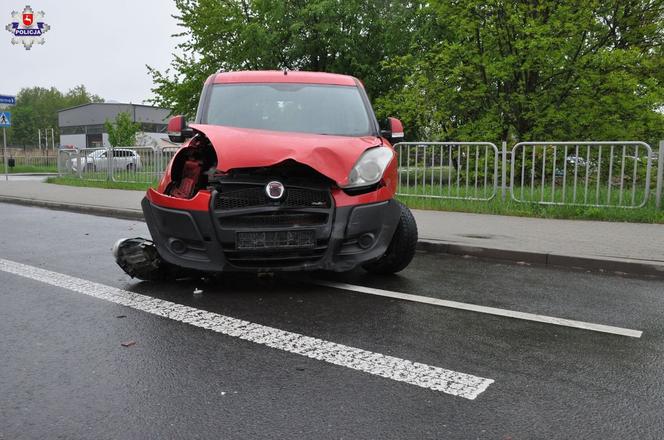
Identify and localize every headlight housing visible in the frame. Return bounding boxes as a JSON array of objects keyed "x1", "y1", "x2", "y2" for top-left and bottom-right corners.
[{"x1": 343, "y1": 146, "x2": 394, "y2": 188}]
